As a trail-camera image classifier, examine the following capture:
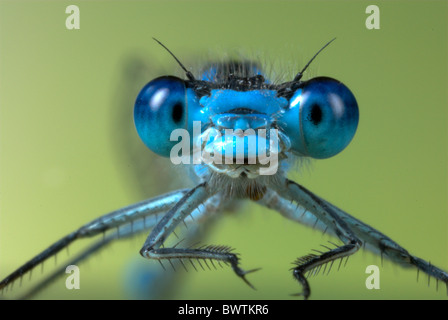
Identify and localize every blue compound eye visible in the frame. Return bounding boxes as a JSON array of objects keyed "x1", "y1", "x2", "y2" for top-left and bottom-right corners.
[
  {"x1": 282, "y1": 77, "x2": 359, "y2": 159},
  {"x1": 134, "y1": 76, "x2": 187, "y2": 157}
]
